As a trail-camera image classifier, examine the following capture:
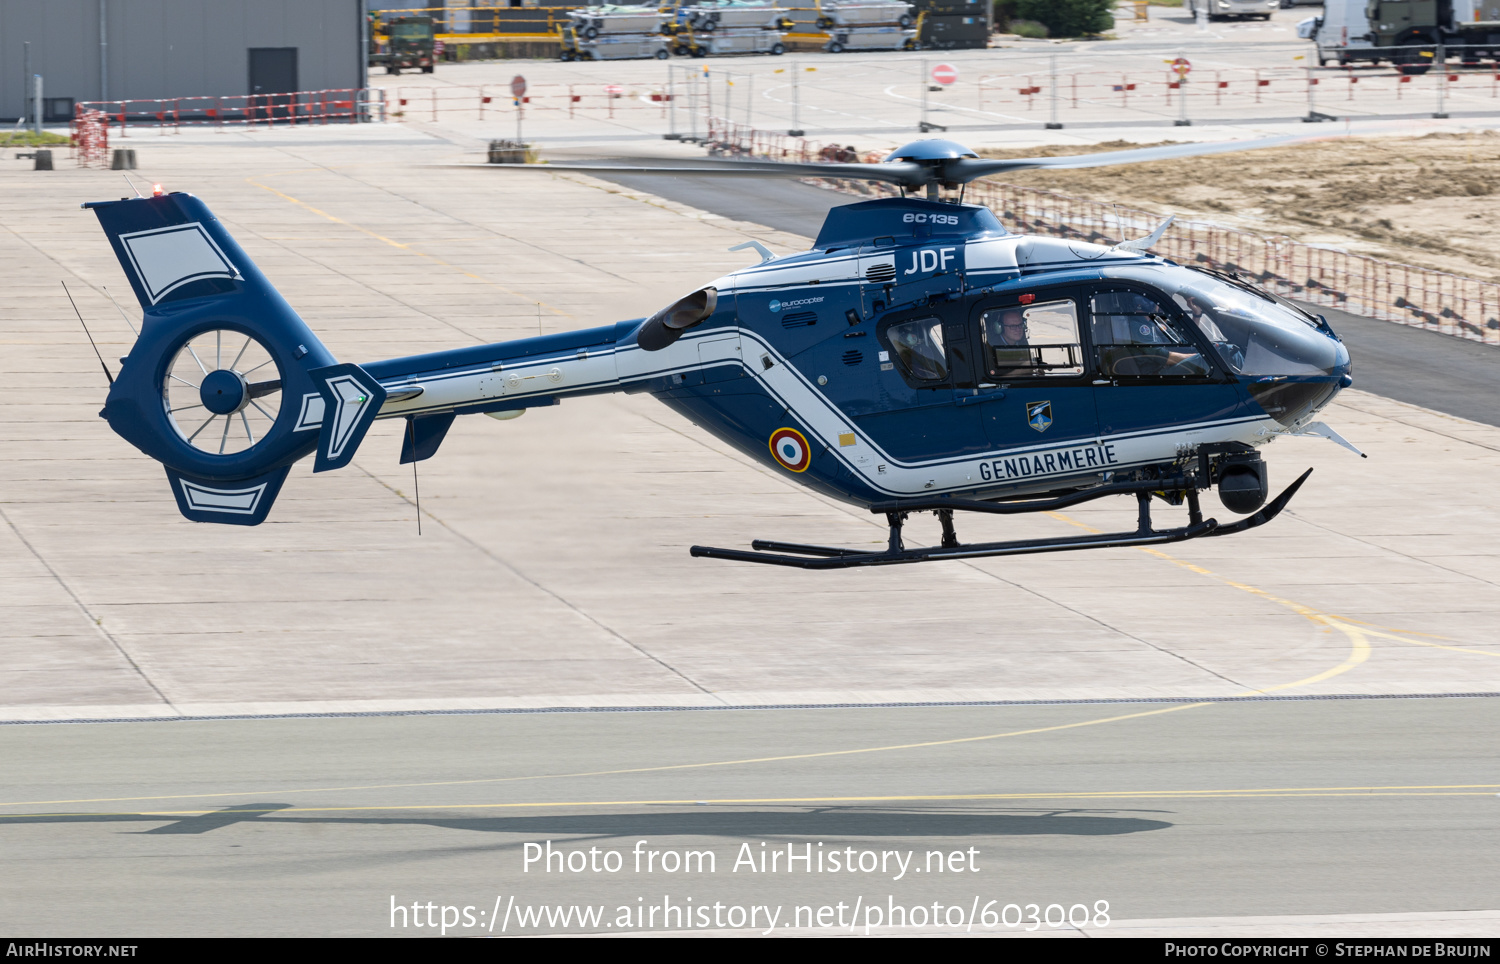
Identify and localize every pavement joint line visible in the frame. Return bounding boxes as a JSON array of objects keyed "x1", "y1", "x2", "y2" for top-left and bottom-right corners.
[
  {"x1": 1336, "y1": 395, "x2": 1500, "y2": 455},
  {"x1": 345, "y1": 459, "x2": 724, "y2": 703},
  {"x1": 246, "y1": 175, "x2": 576, "y2": 321},
  {"x1": 8, "y1": 784, "x2": 1500, "y2": 820},
  {"x1": 959, "y1": 555, "x2": 1249, "y2": 692},
  {"x1": 6, "y1": 691, "x2": 1498, "y2": 729},
  {"x1": 283, "y1": 154, "x2": 642, "y2": 287},
  {"x1": 225, "y1": 205, "x2": 493, "y2": 347},
  {"x1": 1045, "y1": 511, "x2": 1375, "y2": 695},
  {"x1": 0, "y1": 503, "x2": 176, "y2": 714},
  {"x1": 1284, "y1": 507, "x2": 1500, "y2": 594}
]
